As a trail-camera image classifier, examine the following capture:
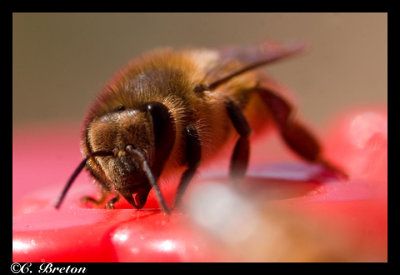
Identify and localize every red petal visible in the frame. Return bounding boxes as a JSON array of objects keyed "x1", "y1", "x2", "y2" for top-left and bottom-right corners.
[{"x1": 13, "y1": 107, "x2": 387, "y2": 262}]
